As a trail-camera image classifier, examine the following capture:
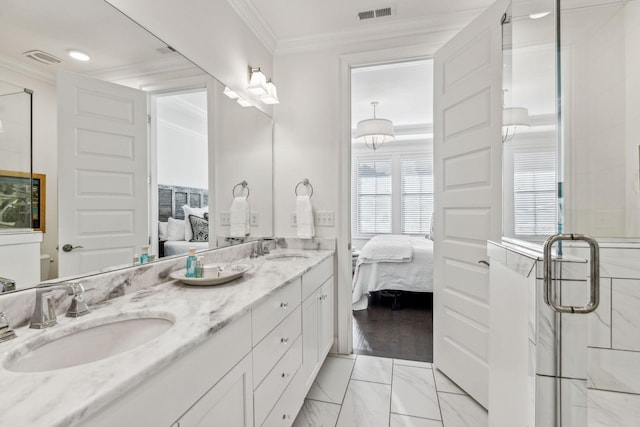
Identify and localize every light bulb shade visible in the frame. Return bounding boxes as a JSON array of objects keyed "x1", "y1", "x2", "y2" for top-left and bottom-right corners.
[
  {"x1": 503, "y1": 107, "x2": 530, "y2": 127},
  {"x1": 248, "y1": 68, "x2": 268, "y2": 96},
  {"x1": 237, "y1": 97, "x2": 252, "y2": 107},
  {"x1": 261, "y1": 80, "x2": 279, "y2": 104},
  {"x1": 355, "y1": 118, "x2": 394, "y2": 148},
  {"x1": 223, "y1": 87, "x2": 239, "y2": 99}
]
